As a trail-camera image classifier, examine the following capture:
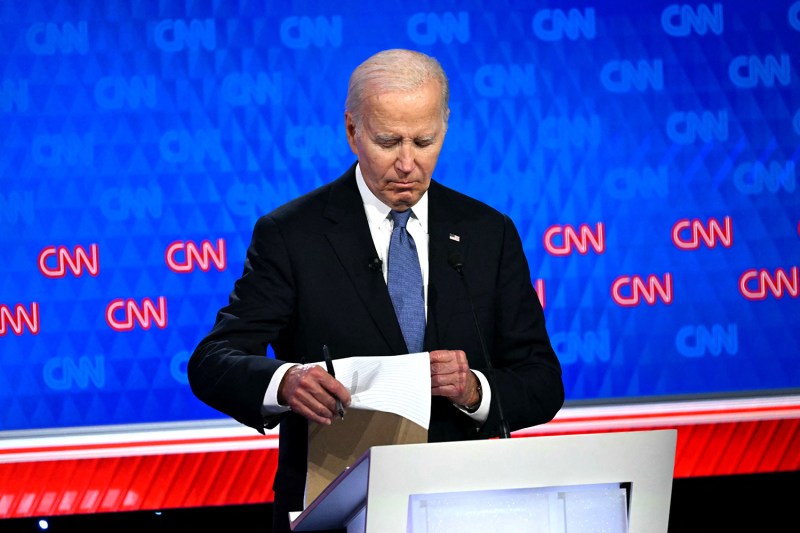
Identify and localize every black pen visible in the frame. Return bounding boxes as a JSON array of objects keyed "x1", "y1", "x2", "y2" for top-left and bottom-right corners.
[{"x1": 322, "y1": 345, "x2": 345, "y2": 420}]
